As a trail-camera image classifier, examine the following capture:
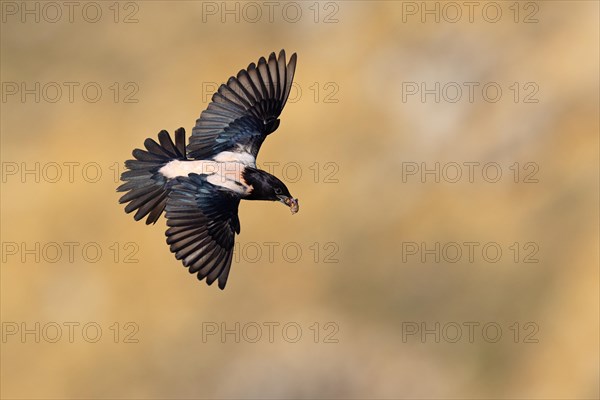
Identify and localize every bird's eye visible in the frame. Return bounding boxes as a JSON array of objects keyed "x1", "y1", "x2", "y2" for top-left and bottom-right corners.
[{"x1": 275, "y1": 188, "x2": 282, "y2": 195}]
